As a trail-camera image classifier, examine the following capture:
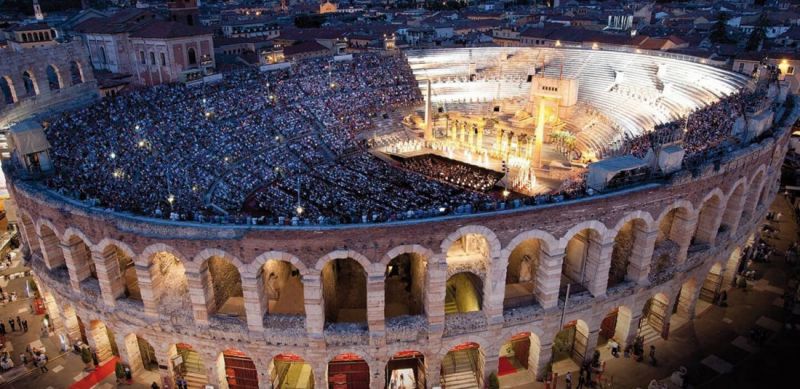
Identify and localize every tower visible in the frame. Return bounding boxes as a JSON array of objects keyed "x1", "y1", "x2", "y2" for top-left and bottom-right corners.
[
  {"x1": 168, "y1": 0, "x2": 200, "y2": 26},
  {"x1": 33, "y1": 0, "x2": 44, "y2": 21}
]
